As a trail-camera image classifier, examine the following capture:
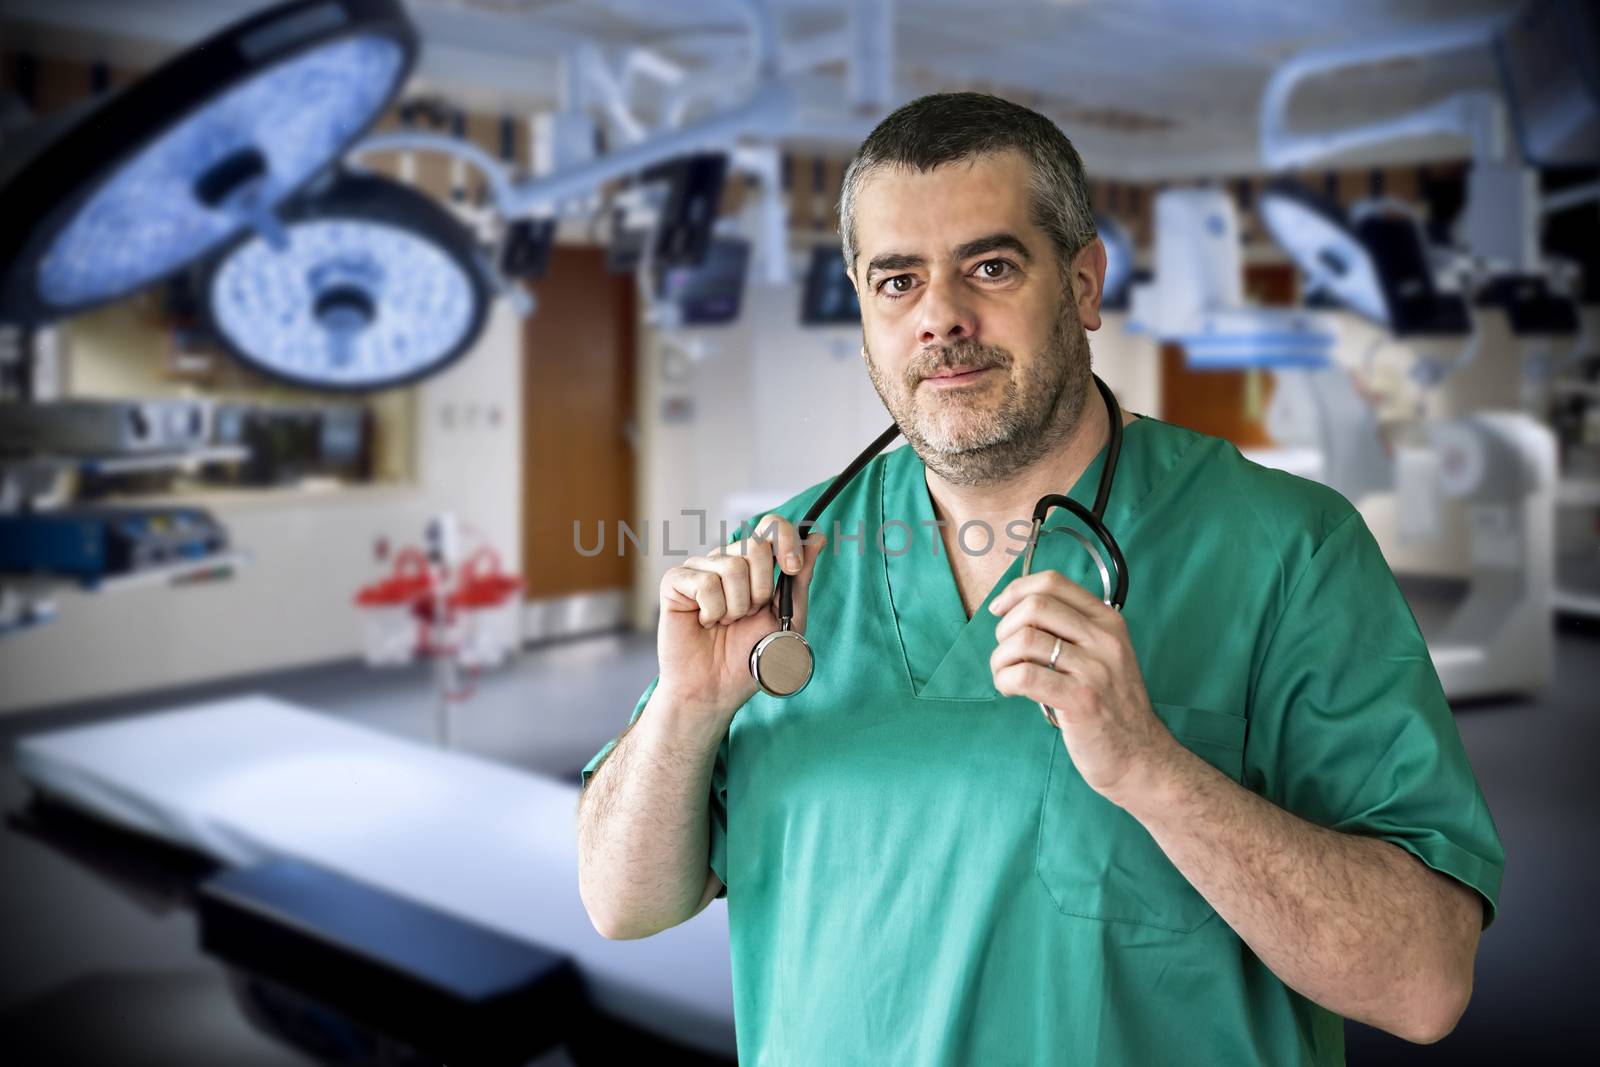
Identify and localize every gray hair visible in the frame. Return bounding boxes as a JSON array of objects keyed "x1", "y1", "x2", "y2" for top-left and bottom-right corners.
[{"x1": 837, "y1": 92, "x2": 1097, "y2": 280}]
